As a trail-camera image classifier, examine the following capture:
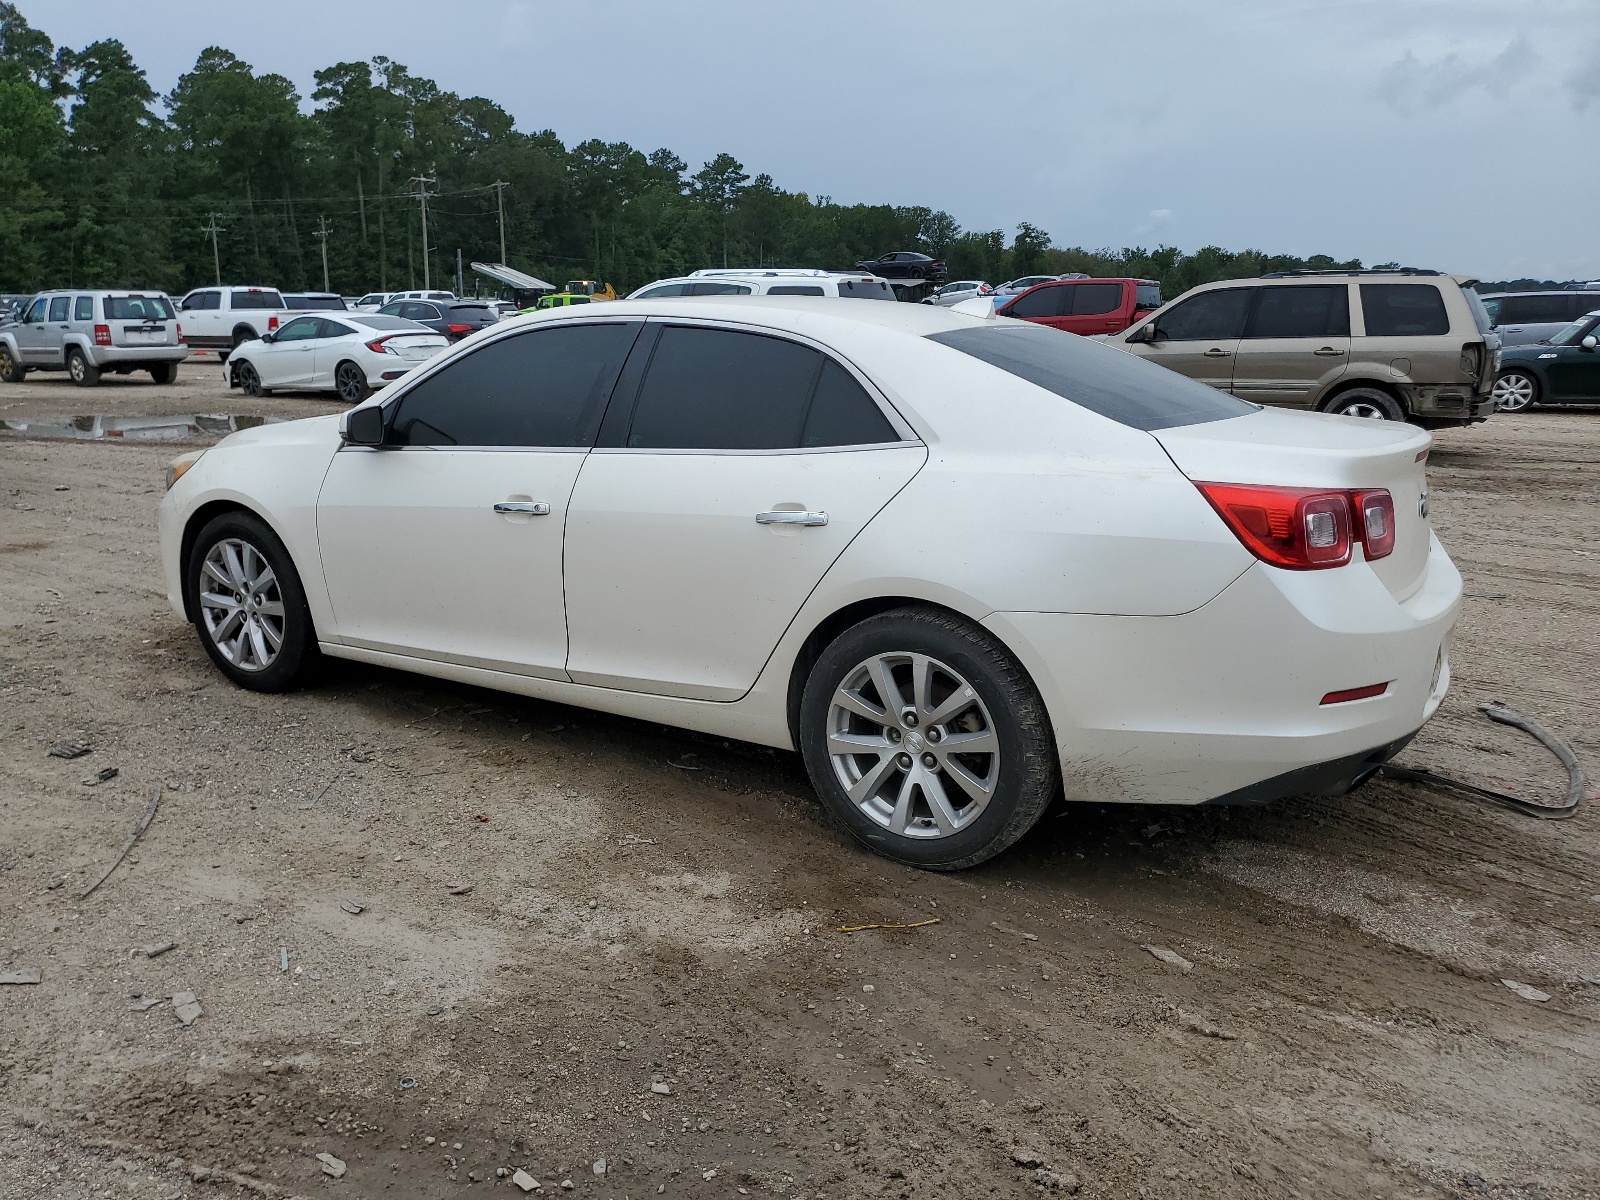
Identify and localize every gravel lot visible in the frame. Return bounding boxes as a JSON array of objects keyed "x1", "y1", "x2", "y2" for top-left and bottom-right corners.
[{"x1": 2, "y1": 364, "x2": 1597, "y2": 1200}]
